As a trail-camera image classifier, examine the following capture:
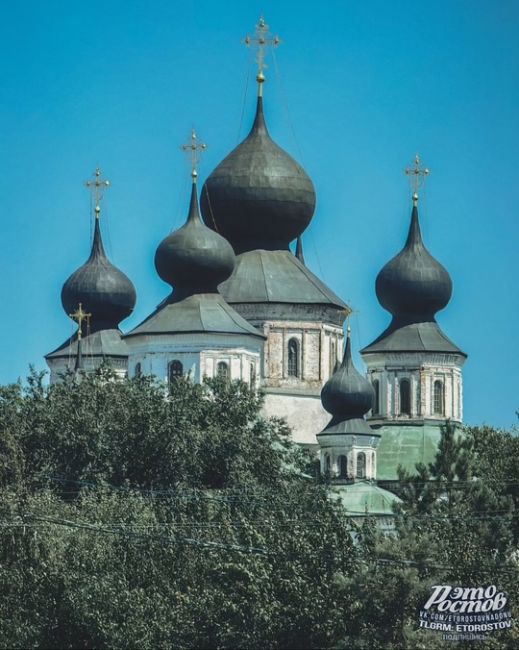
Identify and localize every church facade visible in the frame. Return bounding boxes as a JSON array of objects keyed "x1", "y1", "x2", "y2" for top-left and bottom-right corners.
[{"x1": 45, "y1": 18, "x2": 466, "y2": 490}]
